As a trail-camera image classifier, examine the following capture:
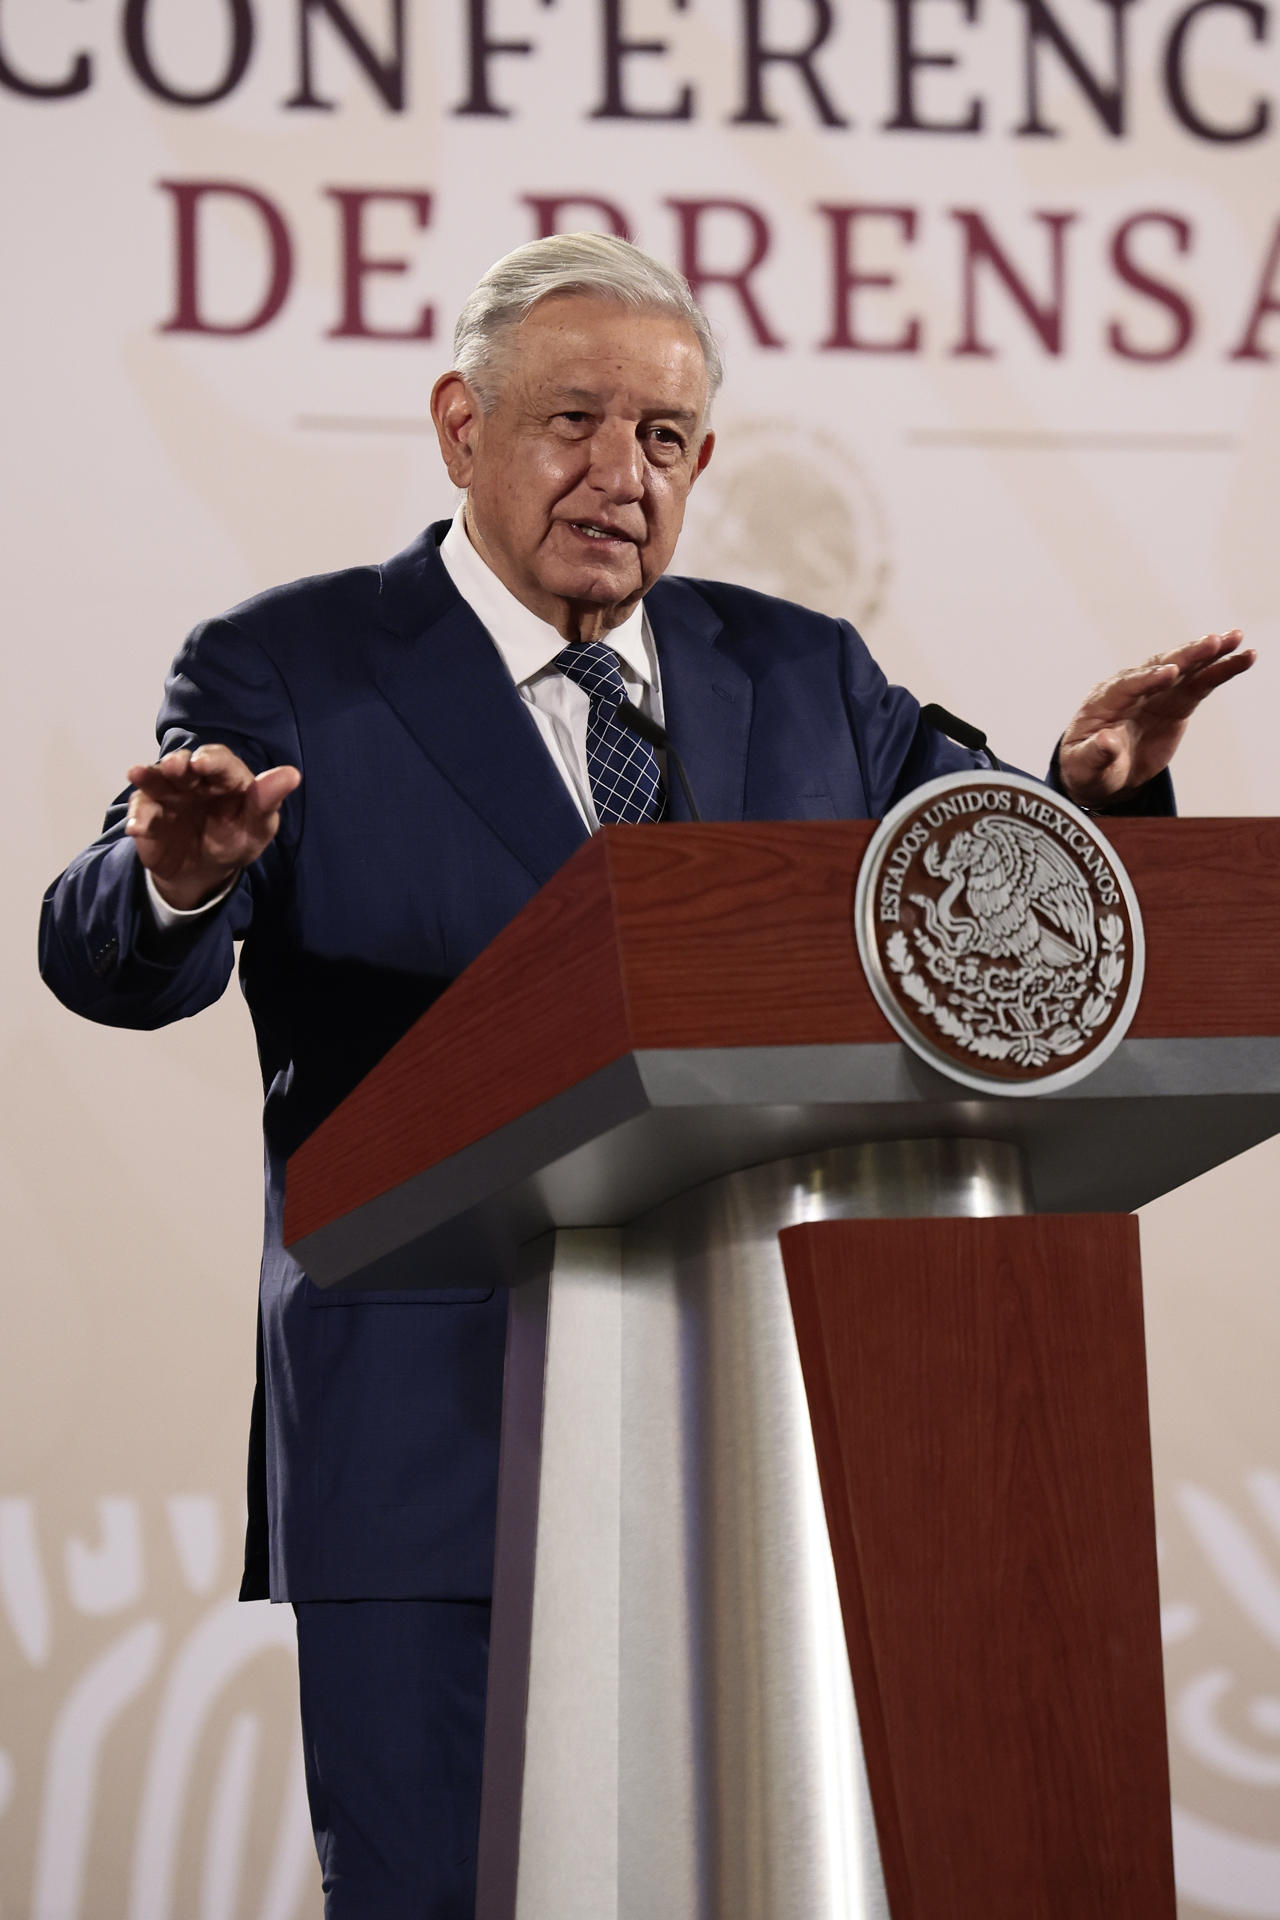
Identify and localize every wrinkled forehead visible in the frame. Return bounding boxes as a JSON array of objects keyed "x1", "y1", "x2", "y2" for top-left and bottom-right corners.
[{"x1": 497, "y1": 294, "x2": 711, "y2": 420}]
